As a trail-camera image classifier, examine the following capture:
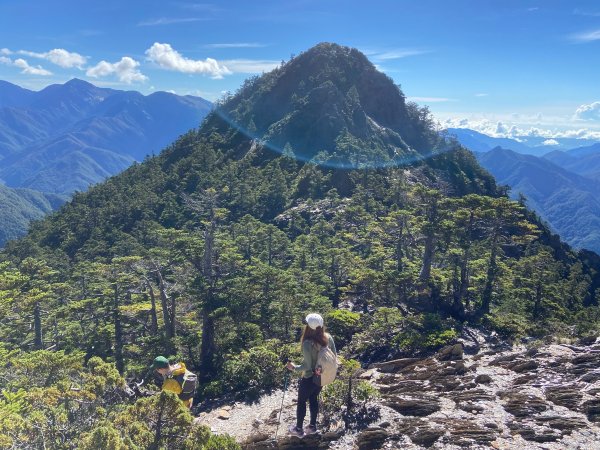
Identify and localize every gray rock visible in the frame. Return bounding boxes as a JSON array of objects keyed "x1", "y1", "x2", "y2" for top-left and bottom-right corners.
[
  {"x1": 354, "y1": 427, "x2": 388, "y2": 450},
  {"x1": 442, "y1": 419, "x2": 497, "y2": 445},
  {"x1": 368, "y1": 358, "x2": 420, "y2": 373},
  {"x1": 500, "y1": 391, "x2": 548, "y2": 417},
  {"x1": 437, "y1": 343, "x2": 464, "y2": 361},
  {"x1": 396, "y1": 419, "x2": 444, "y2": 447},
  {"x1": 383, "y1": 396, "x2": 441, "y2": 416},
  {"x1": 584, "y1": 398, "x2": 600, "y2": 422},
  {"x1": 507, "y1": 360, "x2": 538, "y2": 373},
  {"x1": 475, "y1": 374, "x2": 492, "y2": 384},
  {"x1": 544, "y1": 385, "x2": 582, "y2": 411}
]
